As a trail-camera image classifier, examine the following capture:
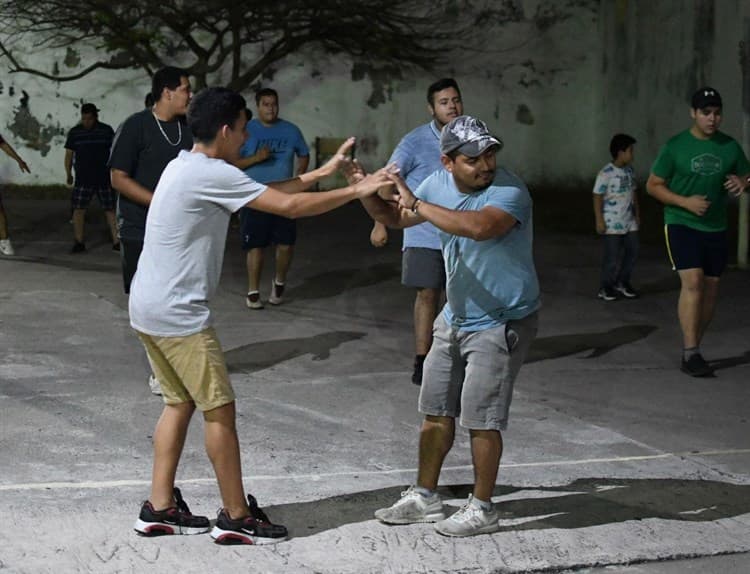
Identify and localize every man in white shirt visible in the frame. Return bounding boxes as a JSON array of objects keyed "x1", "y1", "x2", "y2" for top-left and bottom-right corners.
[{"x1": 130, "y1": 86, "x2": 389, "y2": 545}]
